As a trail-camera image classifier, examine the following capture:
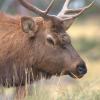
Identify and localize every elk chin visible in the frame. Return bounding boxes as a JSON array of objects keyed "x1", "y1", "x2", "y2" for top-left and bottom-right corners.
[{"x1": 68, "y1": 72, "x2": 84, "y2": 79}]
